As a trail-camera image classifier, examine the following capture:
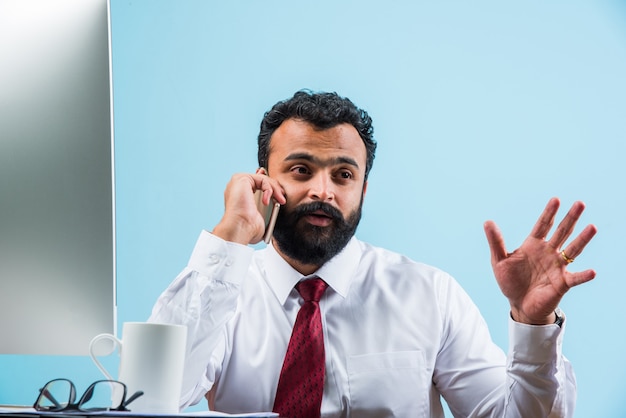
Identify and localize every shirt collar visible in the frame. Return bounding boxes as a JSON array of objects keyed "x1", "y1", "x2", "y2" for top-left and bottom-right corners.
[{"x1": 263, "y1": 237, "x2": 361, "y2": 305}]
